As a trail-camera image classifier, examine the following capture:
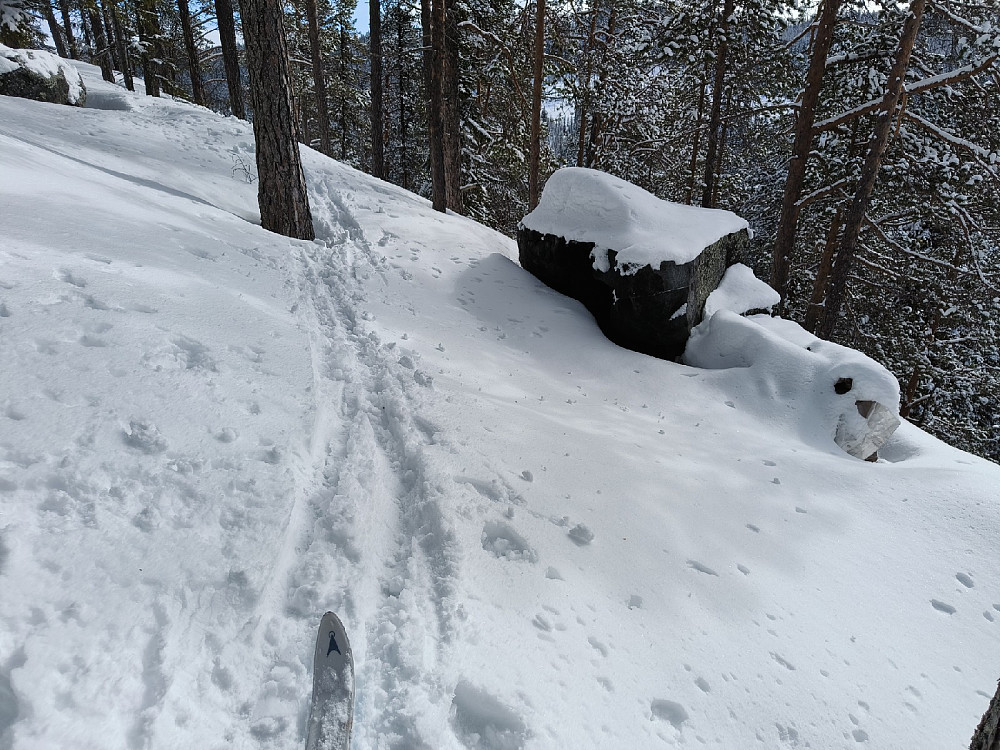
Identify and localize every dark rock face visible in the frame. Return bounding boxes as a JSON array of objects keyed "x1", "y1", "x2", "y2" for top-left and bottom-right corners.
[
  {"x1": 0, "y1": 53, "x2": 85, "y2": 106},
  {"x1": 517, "y1": 226, "x2": 749, "y2": 360}
]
